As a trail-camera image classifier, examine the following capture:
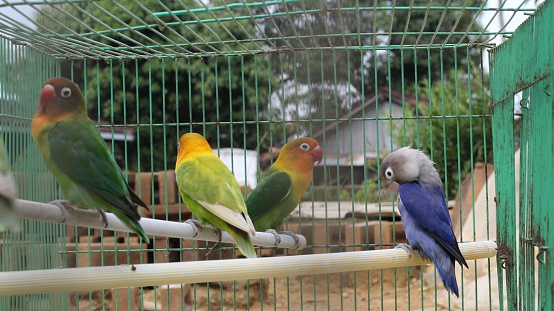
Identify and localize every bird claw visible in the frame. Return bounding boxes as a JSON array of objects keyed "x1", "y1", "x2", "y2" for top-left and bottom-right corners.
[
  {"x1": 265, "y1": 229, "x2": 281, "y2": 249},
  {"x1": 49, "y1": 200, "x2": 74, "y2": 223},
  {"x1": 205, "y1": 228, "x2": 223, "y2": 257},
  {"x1": 214, "y1": 227, "x2": 222, "y2": 241},
  {"x1": 185, "y1": 219, "x2": 203, "y2": 237},
  {"x1": 278, "y1": 230, "x2": 301, "y2": 249},
  {"x1": 96, "y1": 210, "x2": 108, "y2": 228},
  {"x1": 395, "y1": 243, "x2": 414, "y2": 259}
]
